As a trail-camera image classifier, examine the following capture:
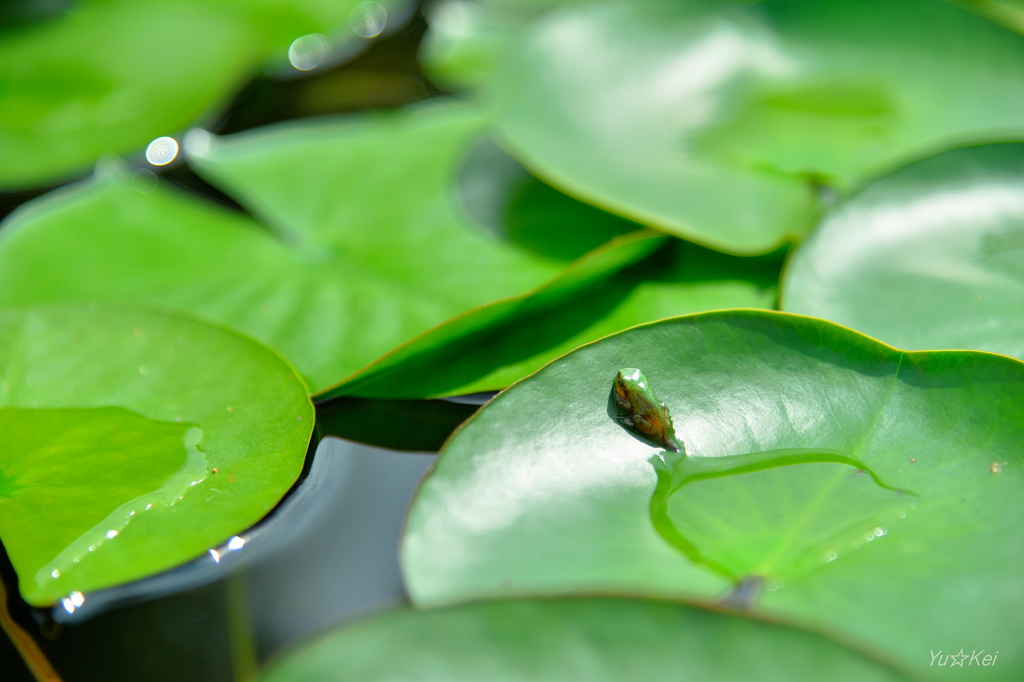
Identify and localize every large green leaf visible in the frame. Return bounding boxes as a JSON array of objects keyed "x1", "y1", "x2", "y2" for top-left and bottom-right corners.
[
  {"x1": 0, "y1": 102, "x2": 574, "y2": 394},
  {"x1": 402, "y1": 310, "x2": 1024, "y2": 679},
  {"x1": 0, "y1": 304, "x2": 313, "y2": 606},
  {"x1": 0, "y1": 0, "x2": 403, "y2": 190},
  {"x1": 487, "y1": 0, "x2": 1024, "y2": 254},
  {"x1": 260, "y1": 598, "x2": 907, "y2": 682},
  {"x1": 325, "y1": 235, "x2": 780, "y2": 398},
  {"x1": 782, "y1": 143, "x2": 1024, "y2": 359}
]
